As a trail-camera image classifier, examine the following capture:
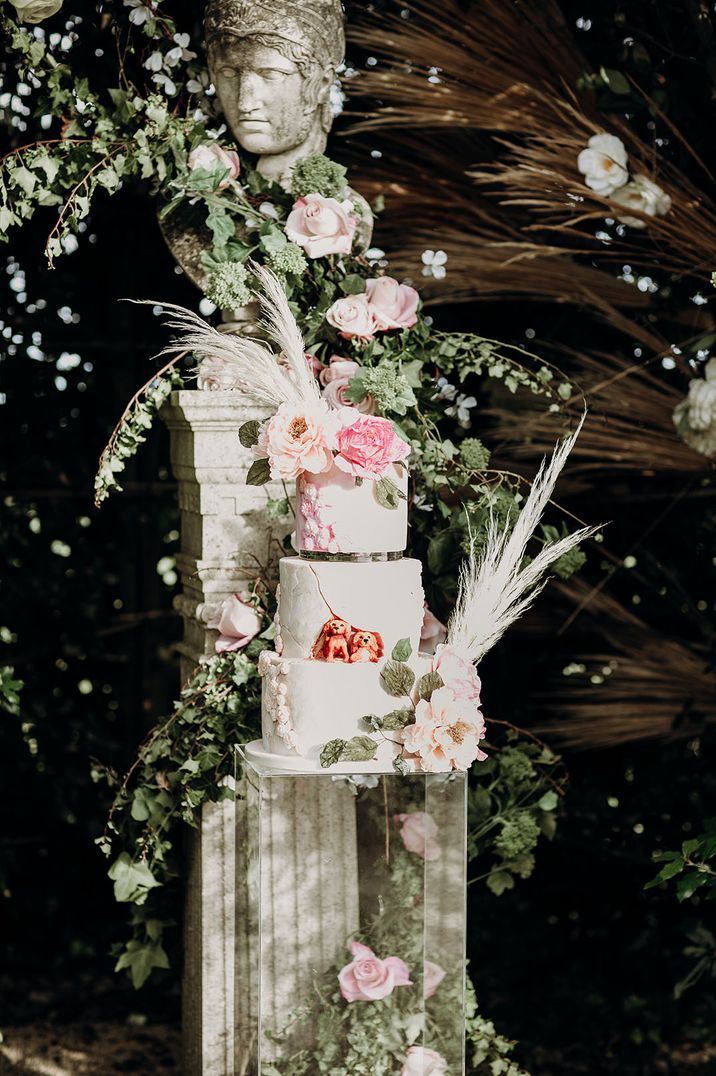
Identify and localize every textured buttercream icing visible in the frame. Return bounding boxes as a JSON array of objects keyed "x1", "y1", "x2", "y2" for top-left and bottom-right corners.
[
  {"x1": 277, "y1": 556, "x2": 425, "y2": 661},
  {"x1": 296, "y1": 461, "x2": 408, "y2": 555}
]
